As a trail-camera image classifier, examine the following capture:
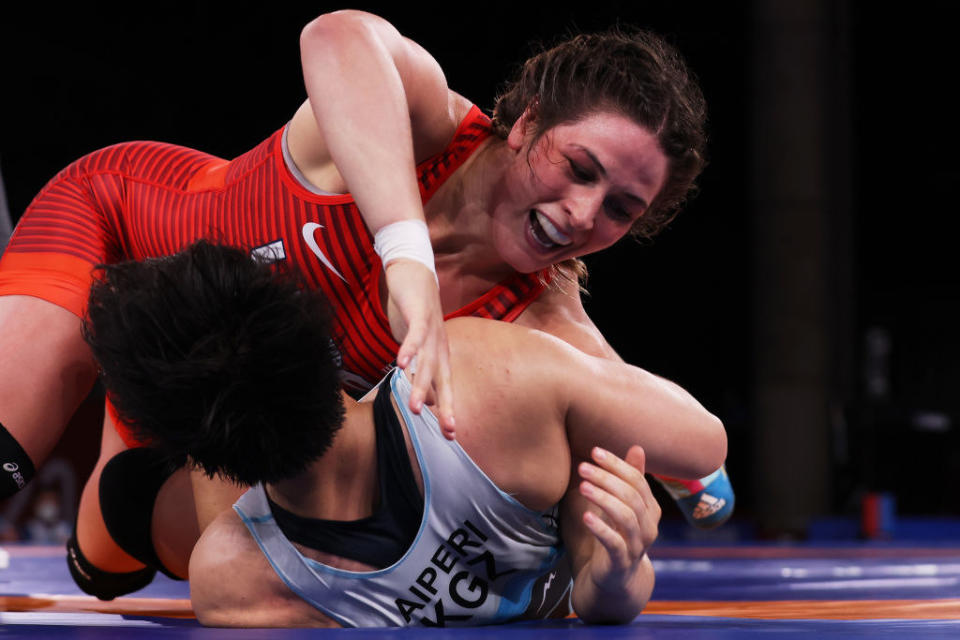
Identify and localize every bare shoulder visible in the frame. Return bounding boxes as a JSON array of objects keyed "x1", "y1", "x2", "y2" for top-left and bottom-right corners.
[
  {"x1": 514, "y1": 274, "x2": 621, "y2": 361},
  {"x1": 445, "y1": 316, "x2": 574, "y2": 362},
  {"x1": 291, "y1": 10, "x2": 468, "y2": 174},
  {"x1": 190, "y1": 508, "x2": 337, "y2": 628},
  {"x1": 443, "y1": 316, "x2": 587, "y2": 422},
  {"x1": 443, "y1": 317, "x2": 574, "y2": 510}
]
